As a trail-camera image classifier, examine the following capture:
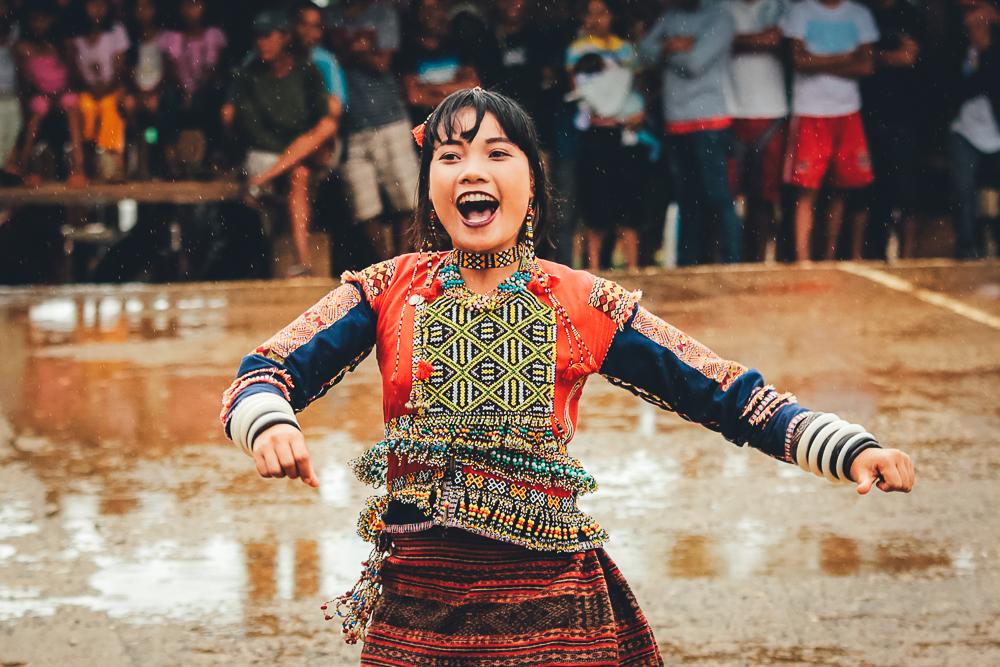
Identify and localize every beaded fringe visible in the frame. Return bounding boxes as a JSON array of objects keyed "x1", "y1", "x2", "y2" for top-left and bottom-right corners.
[{"x1": 323, "y1": 534, "x2": 392, "y2": 644}]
